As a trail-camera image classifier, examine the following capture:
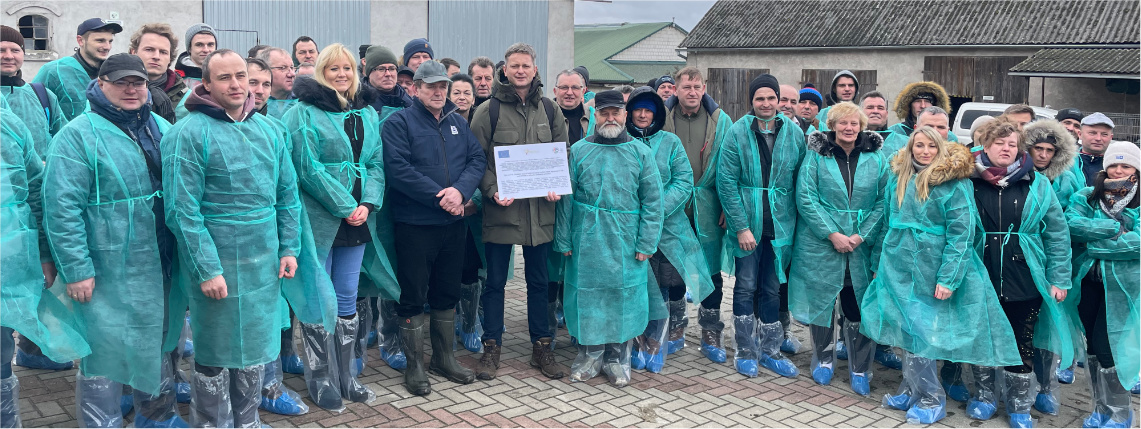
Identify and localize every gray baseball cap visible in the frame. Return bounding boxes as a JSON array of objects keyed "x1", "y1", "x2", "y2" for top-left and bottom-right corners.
[
  {"x1": 413, "y1": 60, "x2": 450, "y2": 84},
  {"x1": 1081, "y1": 112, "x2": 1115, "y2": 128}
]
